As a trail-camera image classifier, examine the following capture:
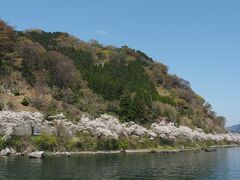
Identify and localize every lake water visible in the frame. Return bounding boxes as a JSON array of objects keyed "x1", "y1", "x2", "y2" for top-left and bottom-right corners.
[{"x1": 0, "y1": 147, "x2": 240, "y2": 180}]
